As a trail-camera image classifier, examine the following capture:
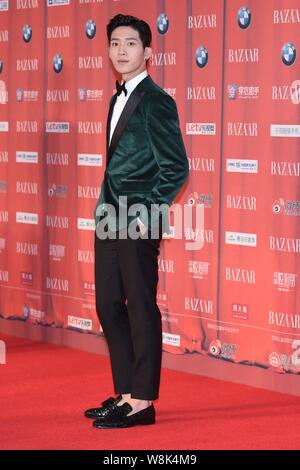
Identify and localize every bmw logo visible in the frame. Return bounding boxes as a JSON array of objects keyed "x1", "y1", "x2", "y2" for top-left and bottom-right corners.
[
  {"x1": 157, "y1": 13, "x2": 169, "y2": 35},
  {"x1": 0, "y1": 59, "x2": 3, "y2": 74},
  {"x1": 23, "y1": 305, "x2": 30, "y2": 320},
  {"x1": 237, "y1": 7, "x2": 251, "y2": 29},
  {"x1": 16, "y1": 89, "x2": 24, "y2": 102},
  {"x1": 282, "y1": 43, "x2": 296, "y2": 66},
  {"x1": 53, "y1": 53, "x2": 63, "y2": 73},
  {"x1": 23, "y1": 24, "x2": 32, "y2": 43},
  {"x1": 86, "y1": 19, "x2": 96, "y2": 39},
  {"x1": 195, "y1": 46, "x2": 208, "y2": 68}
]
